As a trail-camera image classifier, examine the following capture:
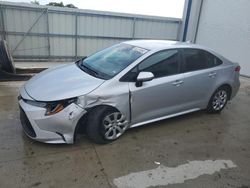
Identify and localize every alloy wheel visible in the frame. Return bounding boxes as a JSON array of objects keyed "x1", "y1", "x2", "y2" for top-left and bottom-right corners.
[
  {"x1": 103, "y1": 112, "x2": 128, "y2": 140},
  {"x1": 212, "y1": 90, "x2": 228, "y2": 111}
]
